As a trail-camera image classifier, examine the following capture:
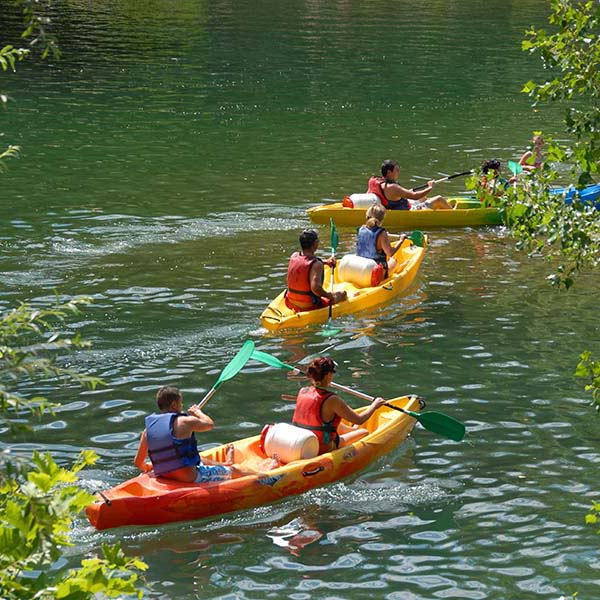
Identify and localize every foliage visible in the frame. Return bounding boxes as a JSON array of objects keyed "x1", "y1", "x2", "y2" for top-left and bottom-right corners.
[
  {"x1": 0, "y1": 300, "x2": 148, "y2": 598},
  {"x1": 1, "y1": 0, "x2": 59, "y2": 171},
  {"x1": 0, "y1": 298, "x2": 102, "y2": 432},
  {"x1": 502, "y1": 0, "x2": 600, "y2": 289},
  {"x1": 0, "y1": 451, "x2": 147, "y2": 600},
  {"x1": 585, "y1": 500, "x2": 600, "y2": 534},
  {"x1": 575, "y1": 351, "x2": 600, "y2": 411},
  {"x1": 522, "y1": 0, "x2": 600, "y2": 184}
]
